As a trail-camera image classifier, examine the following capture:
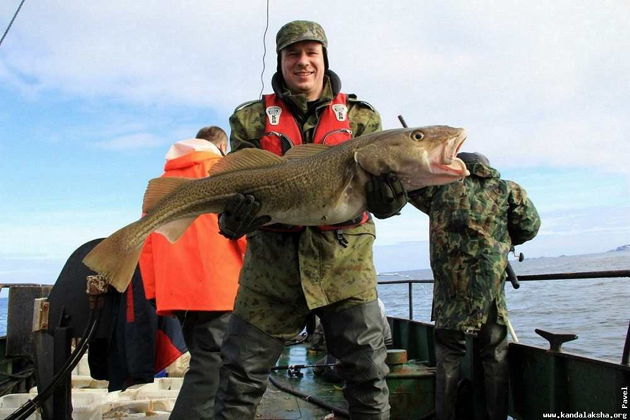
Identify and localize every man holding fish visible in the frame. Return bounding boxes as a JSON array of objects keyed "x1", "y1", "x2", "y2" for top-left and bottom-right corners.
[{"x1": 213, "y1": 20, "x2": 405, "y2": 419}]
